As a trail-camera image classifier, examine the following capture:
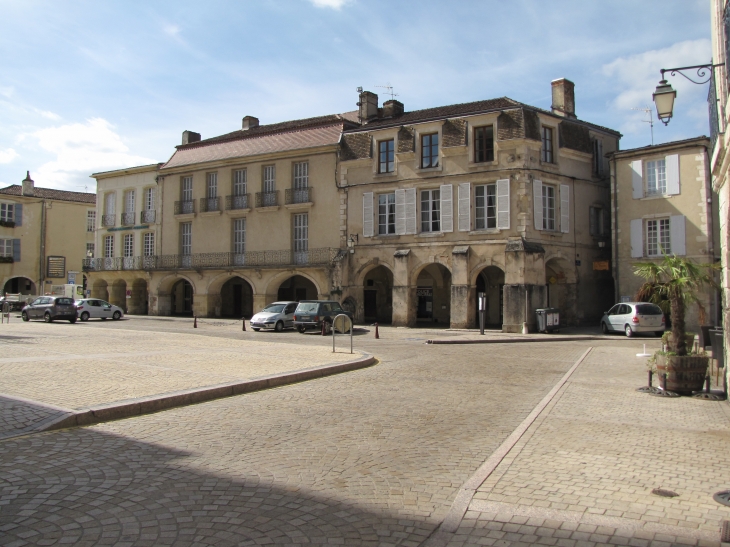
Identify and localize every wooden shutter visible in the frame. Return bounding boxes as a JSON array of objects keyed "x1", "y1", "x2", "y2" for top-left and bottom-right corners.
[
  {"x1": 405, "y1": 188, "x2": 417, "y2": 235},
  {"x1": 440, "y1": 184, "x2": 453, "y2": 232},
  {"x1": 560, "y1": 184, "x2": 570, "y2": 233},
  {"x1": 630, "y1": 219, "x2": 643, "y2": 258},
  {"x1": 665, "y1": 154, "x2": 680, "y2": 195},
  {"x1": 12, "y1": 239, "x2": 20, "y2": 262},
  {"x1": 631, "y1": 160, "x2": 643, "y2": 199},
  {"x1": 395, "y1": 189, "x2": 406, "y2": 235},
  {"x1": 496, "y1": 178, "x2": 510, "y2": 229},
  {"x1": 14, "y1": 204, "x2": 22, "y2": 227},
  {"x1": 670, "y1": 215, "x2": 686, "y2": 255},
  {"x1": 457, "y1": 182, "x2": 470, "y2": 232},
  {"x1": 533, "y1": 179, "x2": 543, "y2": 230},
  {"x1": 362, "y1": 192, "x2": 374, "y2": 237}
]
